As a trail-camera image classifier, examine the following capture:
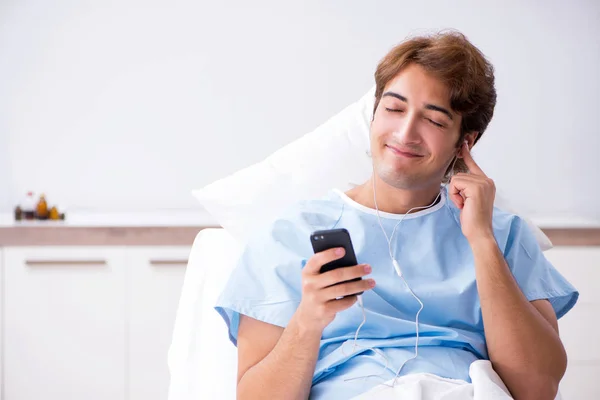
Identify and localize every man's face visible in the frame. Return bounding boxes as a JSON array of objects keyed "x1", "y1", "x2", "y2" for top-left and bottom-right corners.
[{"x1": 370, "y1": 63, "x2": 463, "y2": 190}]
